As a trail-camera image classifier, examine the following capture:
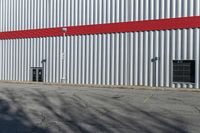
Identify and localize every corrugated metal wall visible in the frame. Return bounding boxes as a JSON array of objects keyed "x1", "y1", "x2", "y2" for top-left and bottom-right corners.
[
  {"x1": 1, "y1": 0, "x2": 200, "y2": 31},
  {"x1": 0, "y1": 0, "x2": 200, "y2": 88}
]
